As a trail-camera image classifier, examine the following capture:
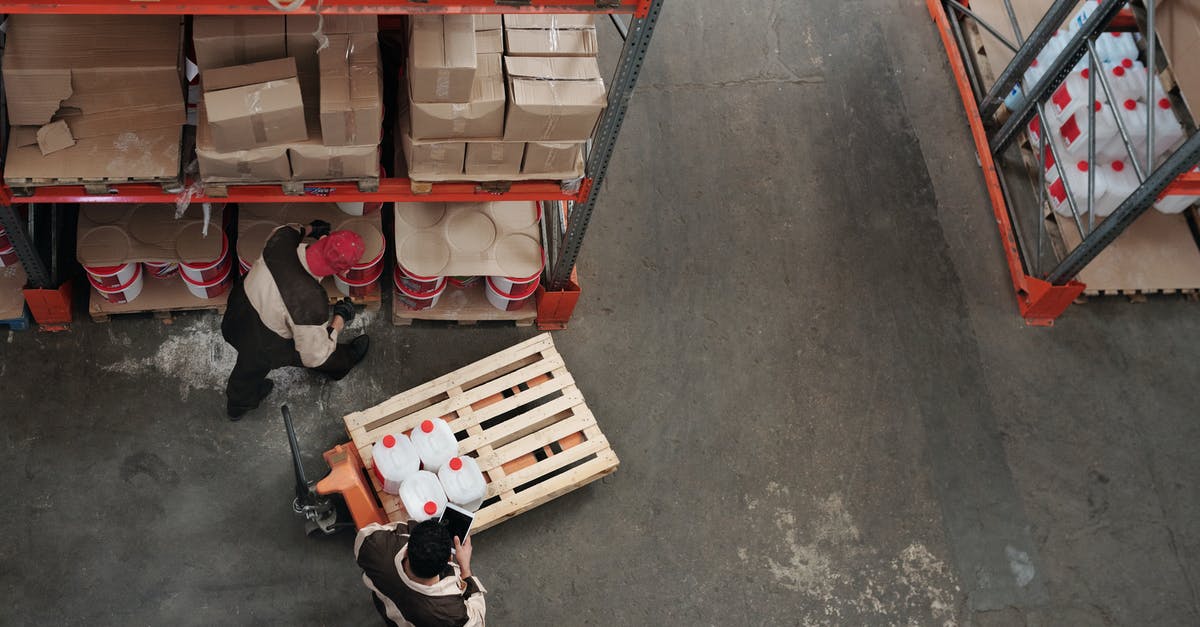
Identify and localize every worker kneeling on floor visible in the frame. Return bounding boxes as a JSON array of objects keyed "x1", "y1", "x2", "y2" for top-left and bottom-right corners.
[
  {"x1": 356, "y1": 519, "x2": 486, "y2": 626},
  {"x1": 221, "y1": 221, "x2": 370, "y2": 420}
]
